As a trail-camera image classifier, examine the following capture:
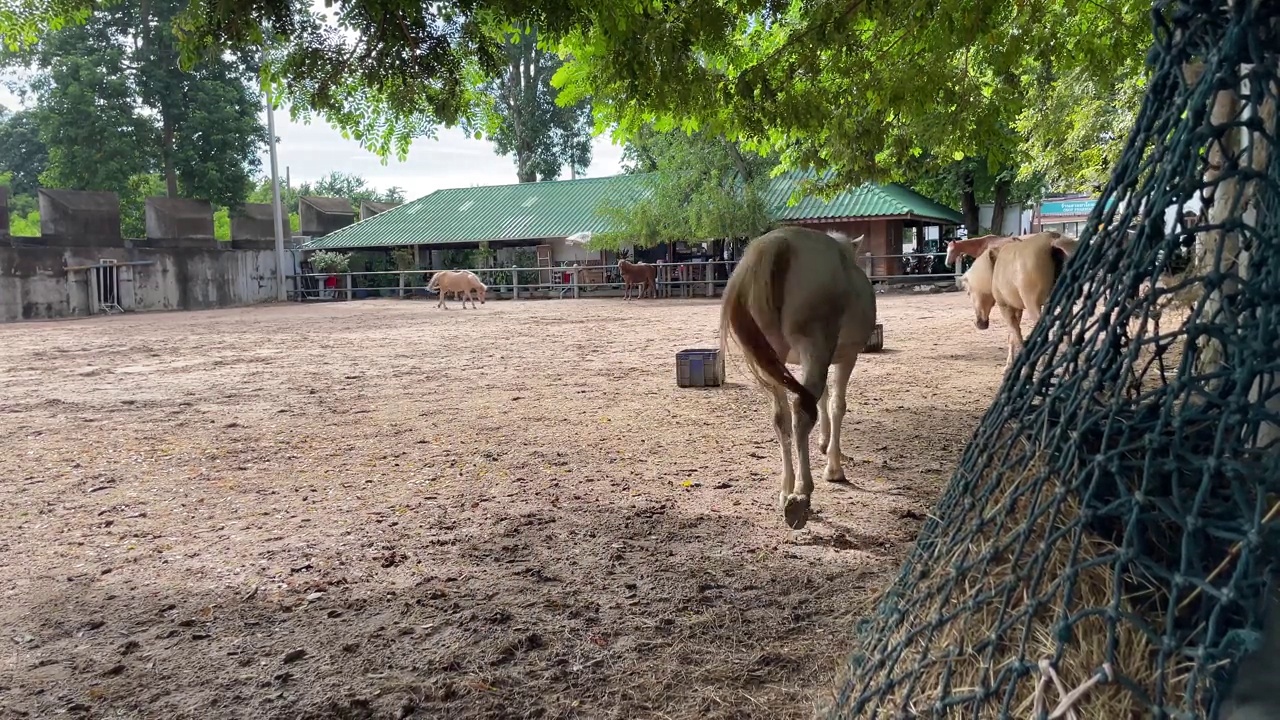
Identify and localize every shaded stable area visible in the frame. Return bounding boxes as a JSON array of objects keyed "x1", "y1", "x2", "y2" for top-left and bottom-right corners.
[
  {"x1": 1, "y1": 189, "x2": 285, "y2": 322},
  {"x1": 0, "y1": 292, "x2": 1007, "y2": 719},
  {"x1": 298, "y1": 172, "x2": 967, "y2": 286}
]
